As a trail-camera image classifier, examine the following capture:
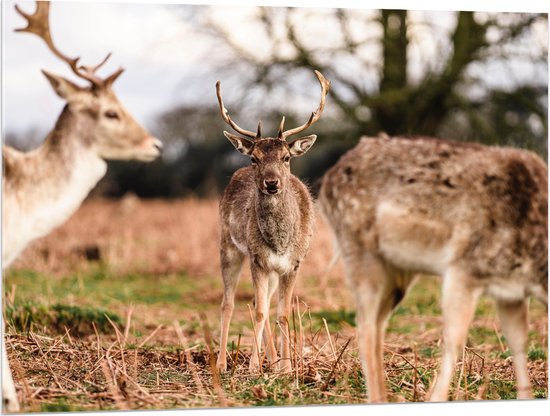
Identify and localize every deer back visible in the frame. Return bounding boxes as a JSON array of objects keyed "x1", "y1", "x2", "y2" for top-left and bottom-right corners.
[{"x1": 320, "y1": 135, "x2": 548, "y2": 292}]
